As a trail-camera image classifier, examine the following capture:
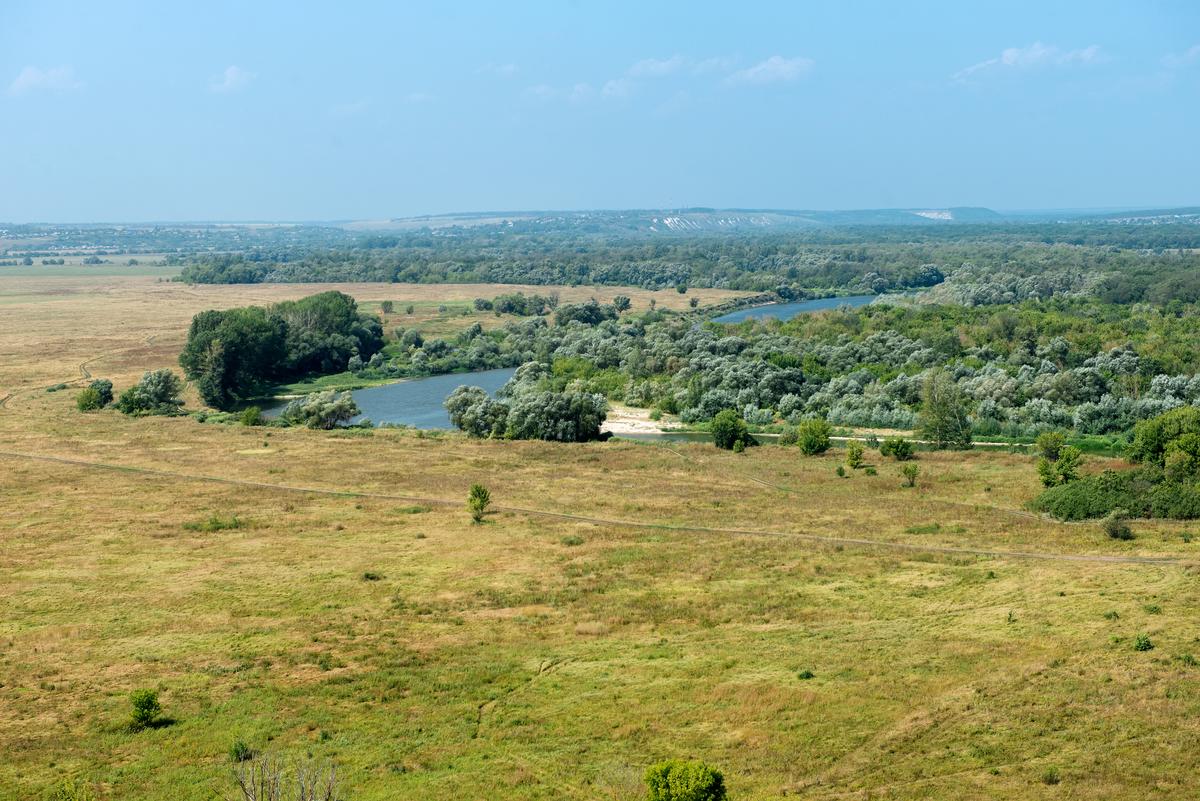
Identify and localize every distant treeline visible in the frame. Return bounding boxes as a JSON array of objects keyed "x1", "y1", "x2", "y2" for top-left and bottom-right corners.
[{"x1": 176, "y1": 224, "x2": 1200, "y2": 300}]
